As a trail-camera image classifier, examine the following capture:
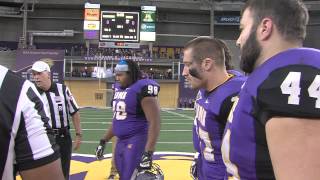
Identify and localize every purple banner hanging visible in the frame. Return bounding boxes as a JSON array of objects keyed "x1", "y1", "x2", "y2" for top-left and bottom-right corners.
[{"x1": 15, "y1": 49, "x2": 65, "y2": 83}]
